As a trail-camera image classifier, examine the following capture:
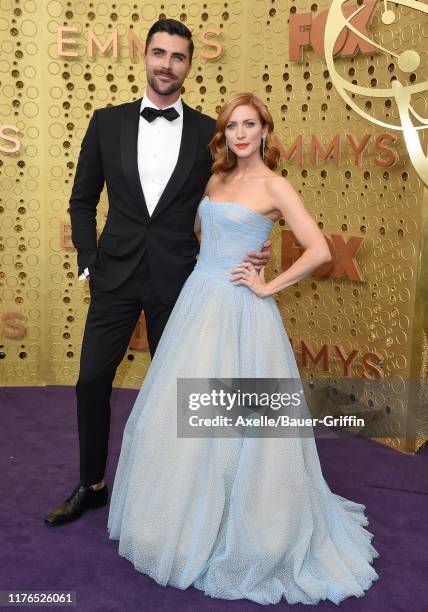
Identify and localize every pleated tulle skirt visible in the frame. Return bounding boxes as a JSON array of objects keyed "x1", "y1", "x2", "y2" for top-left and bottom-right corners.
[{"x1": 107, "y1": 266, "x2": 379, "y2": 605}]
